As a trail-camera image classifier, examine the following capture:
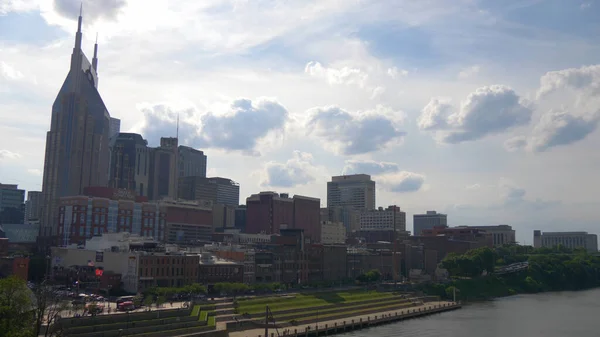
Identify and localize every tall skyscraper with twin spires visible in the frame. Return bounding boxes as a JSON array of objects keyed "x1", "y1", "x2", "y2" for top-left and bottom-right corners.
[{"x1": 40, "y1": 8, "x2": 112, "y2": 239}]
